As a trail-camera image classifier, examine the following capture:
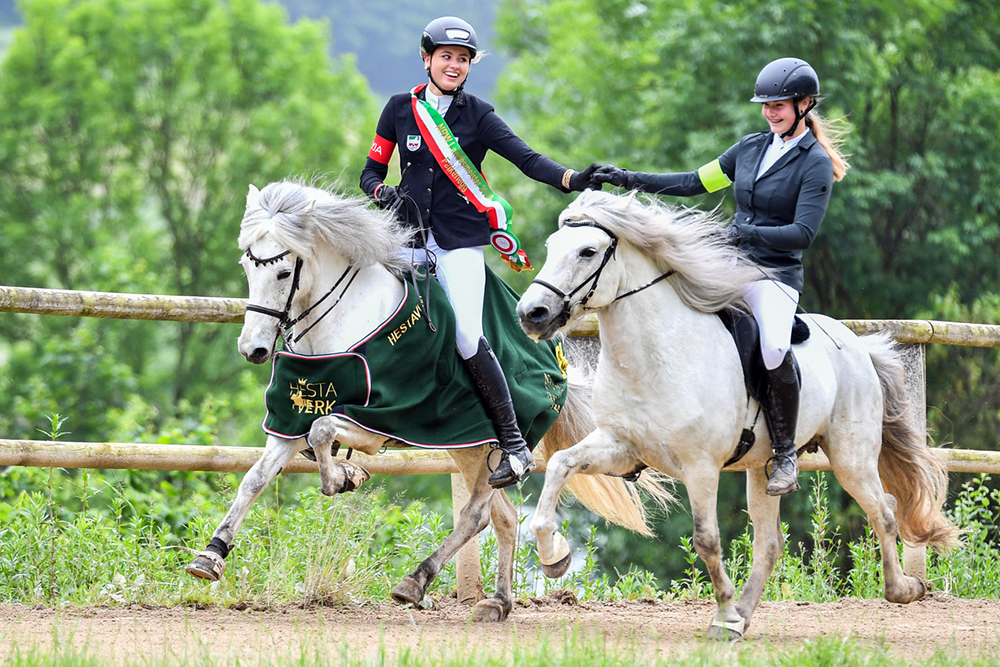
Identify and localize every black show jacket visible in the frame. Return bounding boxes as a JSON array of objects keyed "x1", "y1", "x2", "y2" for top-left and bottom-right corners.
[
  {"x1": 625, "y1": 131, "x2": 834, "y2": 293},
  {"x1": 360, "y1": 87, "x2": 571, "y2": 251}
]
